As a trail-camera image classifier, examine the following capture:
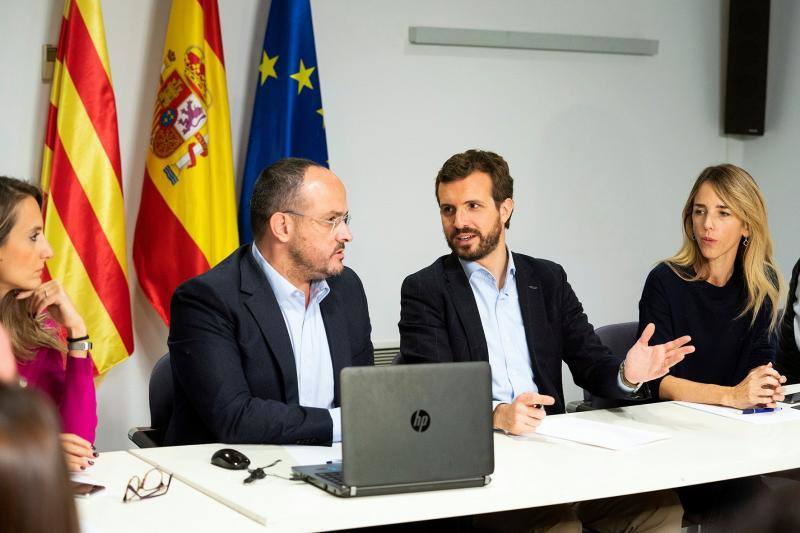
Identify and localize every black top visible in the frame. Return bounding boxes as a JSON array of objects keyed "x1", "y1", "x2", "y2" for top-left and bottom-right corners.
[
  {"x1": 776, "y1": 257, "x2": 800, "y2": 382},
  {"x1": 399, "y1": 252, "x2": 640, "y2": 415},
  {"x1": 638, "y1": 261, "x2": 775, "y2": 398}
]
